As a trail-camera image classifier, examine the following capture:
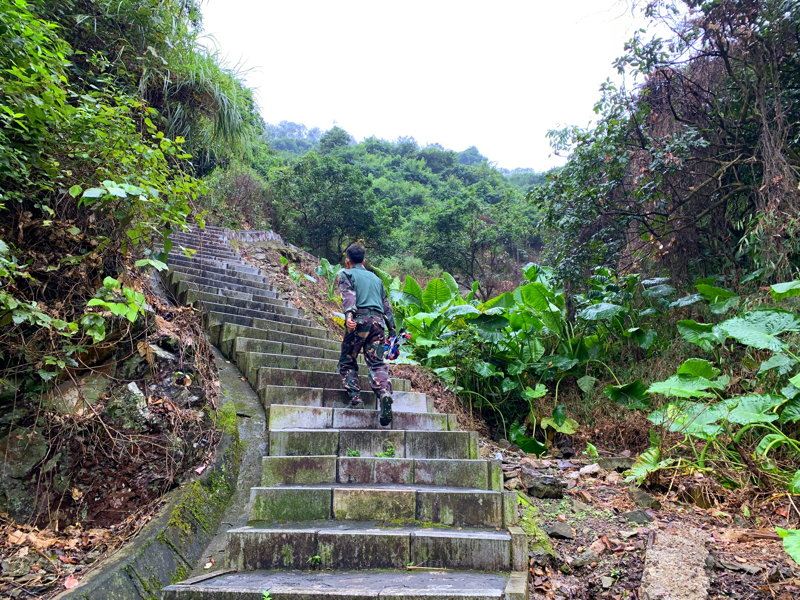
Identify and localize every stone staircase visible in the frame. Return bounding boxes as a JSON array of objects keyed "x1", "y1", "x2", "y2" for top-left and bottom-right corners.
[{"x1": 160, "y1": 227, "x2": 528, "y2": 599}]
